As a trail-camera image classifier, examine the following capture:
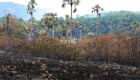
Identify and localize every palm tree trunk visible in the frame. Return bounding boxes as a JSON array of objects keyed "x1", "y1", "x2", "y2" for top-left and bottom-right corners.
[
  {"x1": 52, "y1": 28, "x2": 55, "y2": 37},
  {"x1": 31, "y1": 15, "x2": 33, "y2": 26},
  {"x1": 69, "y1": 0, "x2": 73, "y2": 44},
  {"x1": 80, "y1": 30, "x2": 82, "y2": 39},
  {"x1": 70, "y1": 0, "x2": 73, "y2": 19}
]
